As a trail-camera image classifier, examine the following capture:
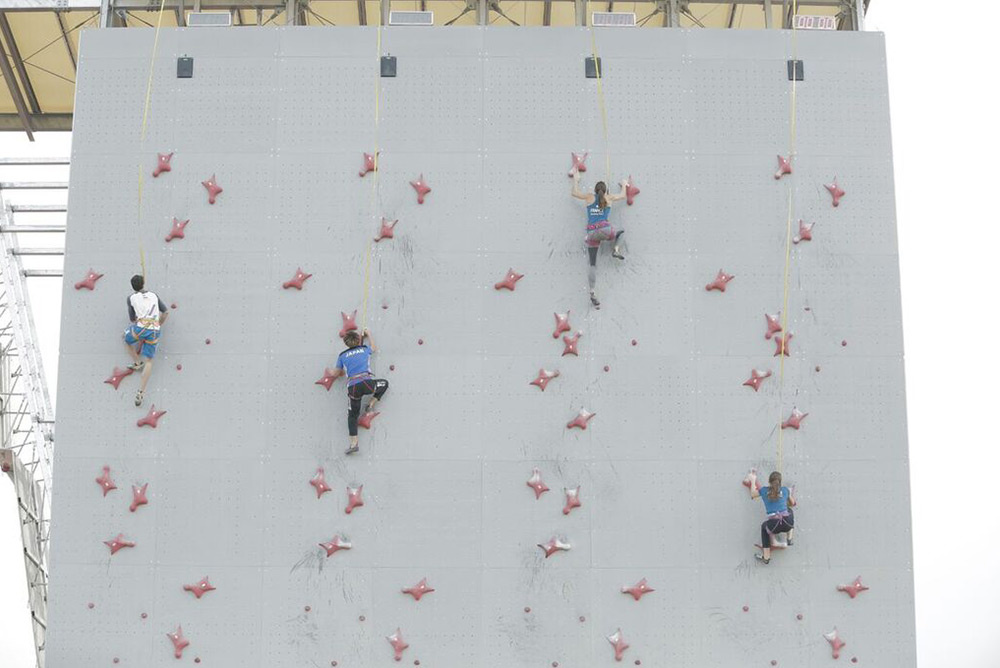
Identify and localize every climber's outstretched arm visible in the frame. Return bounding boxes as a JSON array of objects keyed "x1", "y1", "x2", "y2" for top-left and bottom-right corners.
[
  {"x1": 571, "y1": 170, "x2": 591, "y2": 201},
  {"x1": 363, "y1": 328, "x2": 376, "y2": 354},
  {"x1": 748, "y1": 474, "x2": 761, "y2": 500},
  {"x1": 606, "y1": 180, "x2": 629, "y2": 203}
]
